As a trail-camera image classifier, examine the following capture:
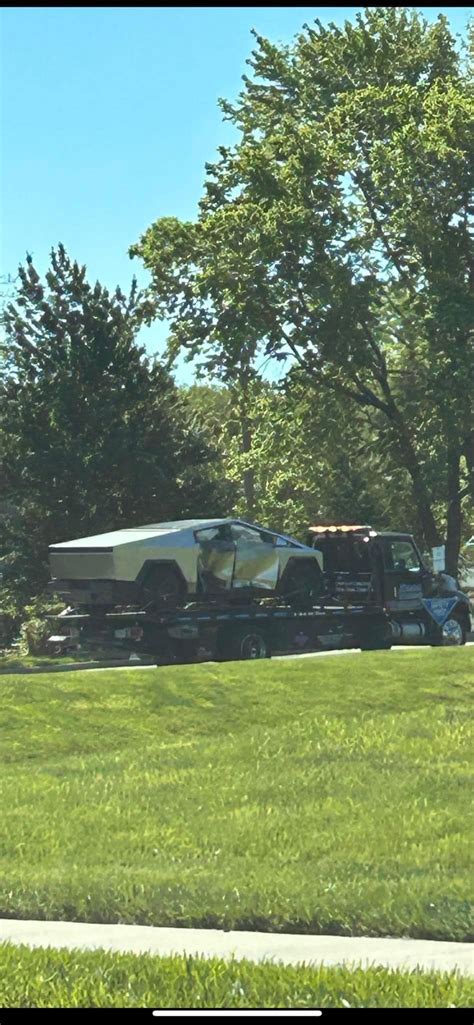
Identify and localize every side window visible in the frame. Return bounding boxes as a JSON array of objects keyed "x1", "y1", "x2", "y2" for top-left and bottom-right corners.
[
  {"x1": 195, "y1": 527, "x2": 221, "y2": 543},
  {"x1": 195, "y1": 525, "x2": 233, "y2": 544},
  {"x1": 385, "y1": 541, "x2": 421, "y2": 573},
  {"x1": 230, "y1": 525, "x2": 267, "y2": 545},
  {"x1": 273, "y1": 533, "x2": 299, "y2": 548}
]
